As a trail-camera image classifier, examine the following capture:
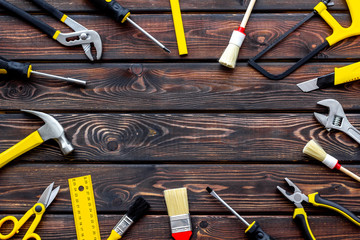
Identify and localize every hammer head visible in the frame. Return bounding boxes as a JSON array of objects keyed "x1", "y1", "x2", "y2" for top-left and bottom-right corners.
[{"x1": 22, "y1": 110, "x2": 74, "y2": 155}]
